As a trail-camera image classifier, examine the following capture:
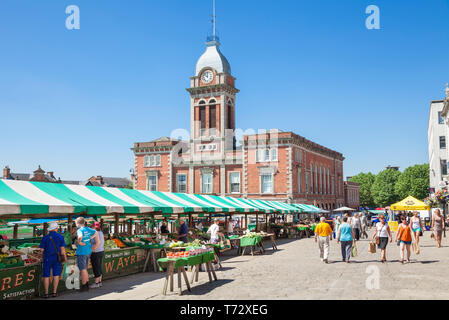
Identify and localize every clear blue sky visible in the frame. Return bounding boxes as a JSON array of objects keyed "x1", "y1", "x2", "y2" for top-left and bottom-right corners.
[{"x1": 0, "y1": 0, "x2": 448, "y2": 180}]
